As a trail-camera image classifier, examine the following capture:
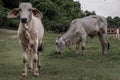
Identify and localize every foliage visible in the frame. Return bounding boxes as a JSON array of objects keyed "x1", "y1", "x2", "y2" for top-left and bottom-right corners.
[
  {"x1": 0, "y1": 0, "x2": 19, "y2": 29},
  {"x1": 33, "y1": 0, "x2": 82, "y2": 32},
  {"x1": 81, "y1": 10, "x2": 96, "y2": 17},
  {"x1": 1, "y1": 0, "x2": 19, "y2": 9},
  {"x1": 0, "y1": 0, "x2": 3, "y2": 5},
  {"x1": 107, "y1": 16, "x2": 120, "y2": 28}
]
